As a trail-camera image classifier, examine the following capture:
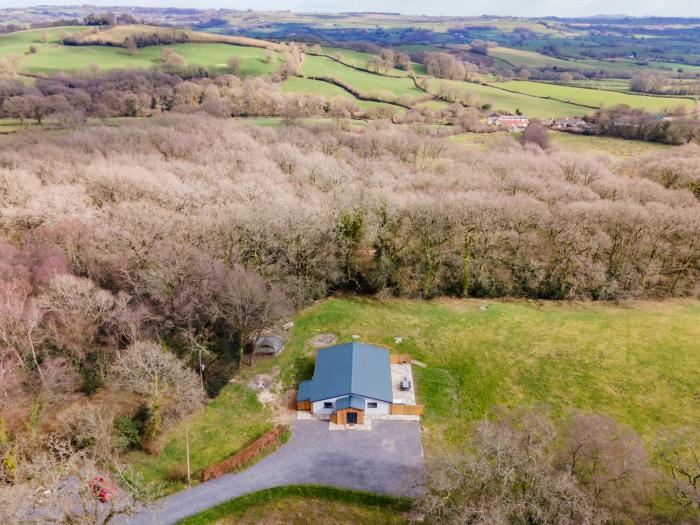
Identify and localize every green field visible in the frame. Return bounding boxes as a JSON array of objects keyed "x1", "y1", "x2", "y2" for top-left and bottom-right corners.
[
  {"x1": 567, "y1": 78, "x2": 632, "y2": 92},
  {"x1": 320, "y1": 46, "x2": 410, "y2": 77},
  {"x1": 125, "y1": 297, "x2": 700, "y2": 508},
  {"x1": 179, "y1": 485, "x2": 410, "y2": 525},
  {"x1": 548, "y1": 131, "x2": 671, "y2": 156},
  {"x1": 0, "y1": 28, "x2": 281, "y2": 77},
  {"x1": 489, "y1": 46, "x2": 576, "y2": 68},
  {"x1": 449, "y1": 130, "x2": 672, "y2": 157},
  {"x1": 281, "y1": 77, "x2": 400, "y2": 113},
  {"x1": 5, "y1": 26, "x2": 692, "y2": 121},
  {"x1": 125, "y1": 384, "x2": 273, "y2": 493},
  {"x1": 0, "y1": 26, "x2": 87, "y2": 55},
  {"x1": 429, "y1": 78, "x2": 586, "y2": 118},
  {"x1": 300, "y1": 55, "x2": 424, "y2": 99},
  {"x1": 233, "y1": 116, "x2": 369, "y2": 129},
  {"x1": 284, "y1": 298, "x2": 700, "y2": 447},
  {"x1": 495, "y1": 80, "x2": 697, "y2": 112}
]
